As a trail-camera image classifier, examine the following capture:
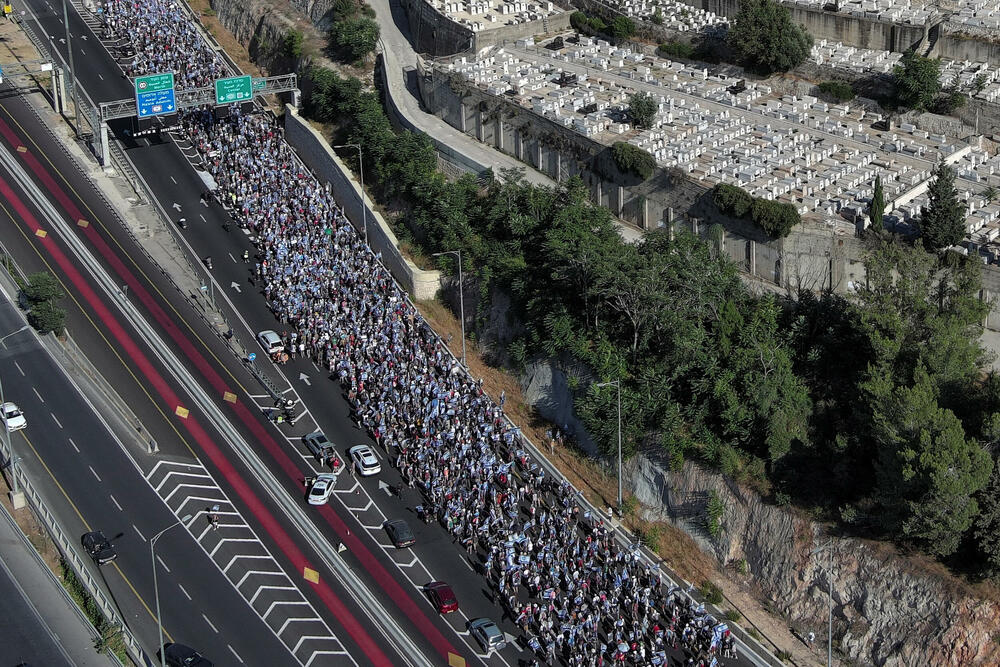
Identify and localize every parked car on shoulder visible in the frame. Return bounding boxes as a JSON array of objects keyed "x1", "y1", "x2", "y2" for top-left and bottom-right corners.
[
  {"x1": 256, "y1": 330, "x2": 283, "y2": 355},
  {"x1": 307, "y1": 474, "x2": 337, "y2": 506},
  {"x1": 468, "y1": 617, "x2": 506, "y2": 653},
  {"x1": 384, "y1": 519, "x2": 415, "y2": 548},
  {"x1": 81, "y1": 531, "x2": 117, "y2": 565},
  {"x1": 348, "y1": 445, "x2": 381, "y2": 476},
  {"x1": 426, "y1": 581, "x2": 458, "y2": 614},
  {"x1": 1, "y1": 402, "x2": 26, "y2": 431}
]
